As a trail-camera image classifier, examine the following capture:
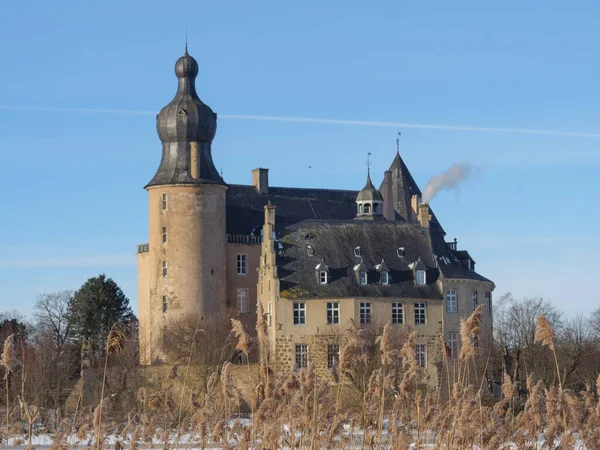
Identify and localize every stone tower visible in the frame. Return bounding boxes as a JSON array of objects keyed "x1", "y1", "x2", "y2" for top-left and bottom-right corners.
[{"x1": 138, "y1": 50, "x2": 227, "y2": 364}]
